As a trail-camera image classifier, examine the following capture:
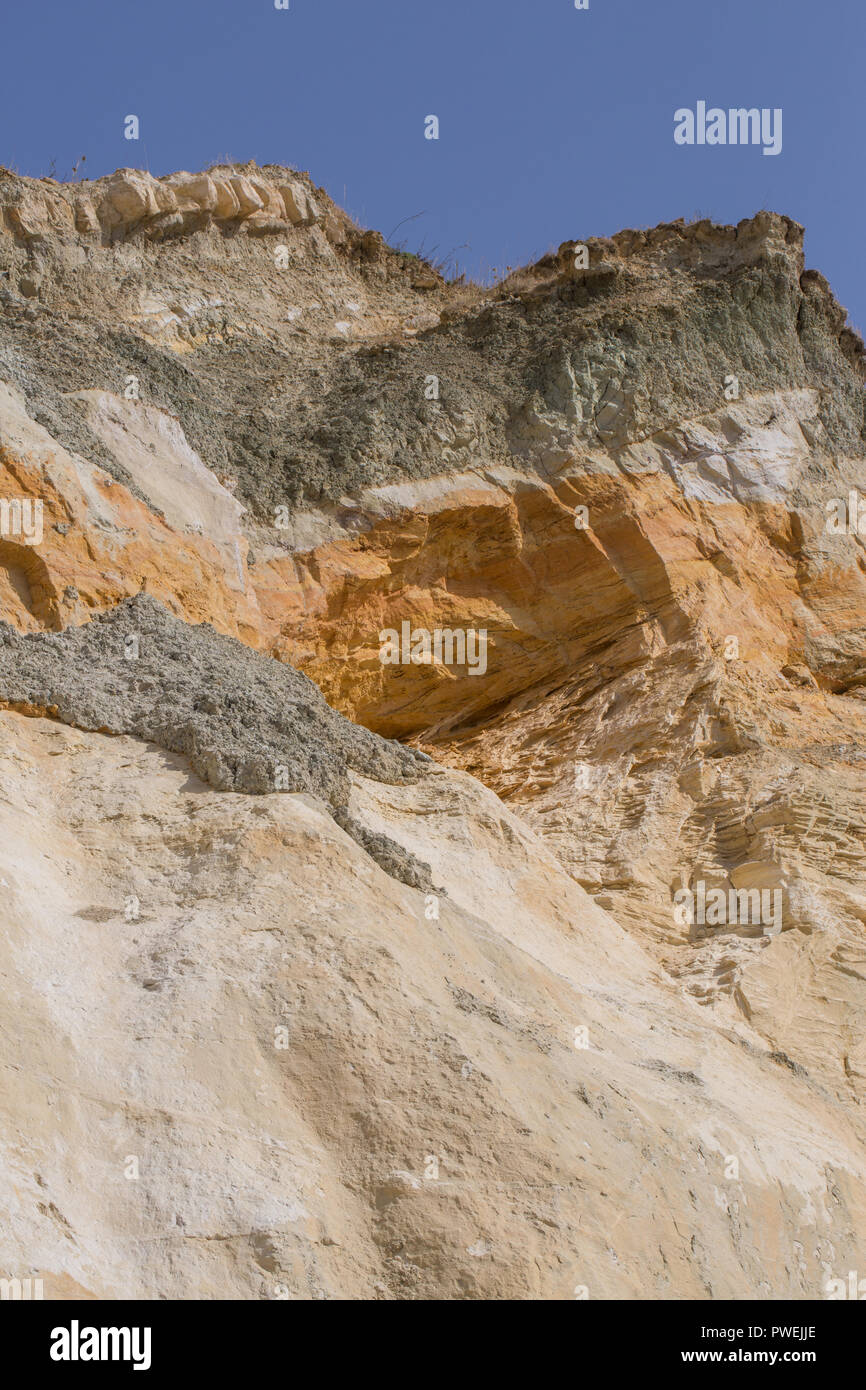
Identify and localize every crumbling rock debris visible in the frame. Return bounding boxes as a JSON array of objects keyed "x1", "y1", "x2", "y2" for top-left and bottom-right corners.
[{"x1": 0, "y1": 595, "x2": 434, "y2": 882}]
